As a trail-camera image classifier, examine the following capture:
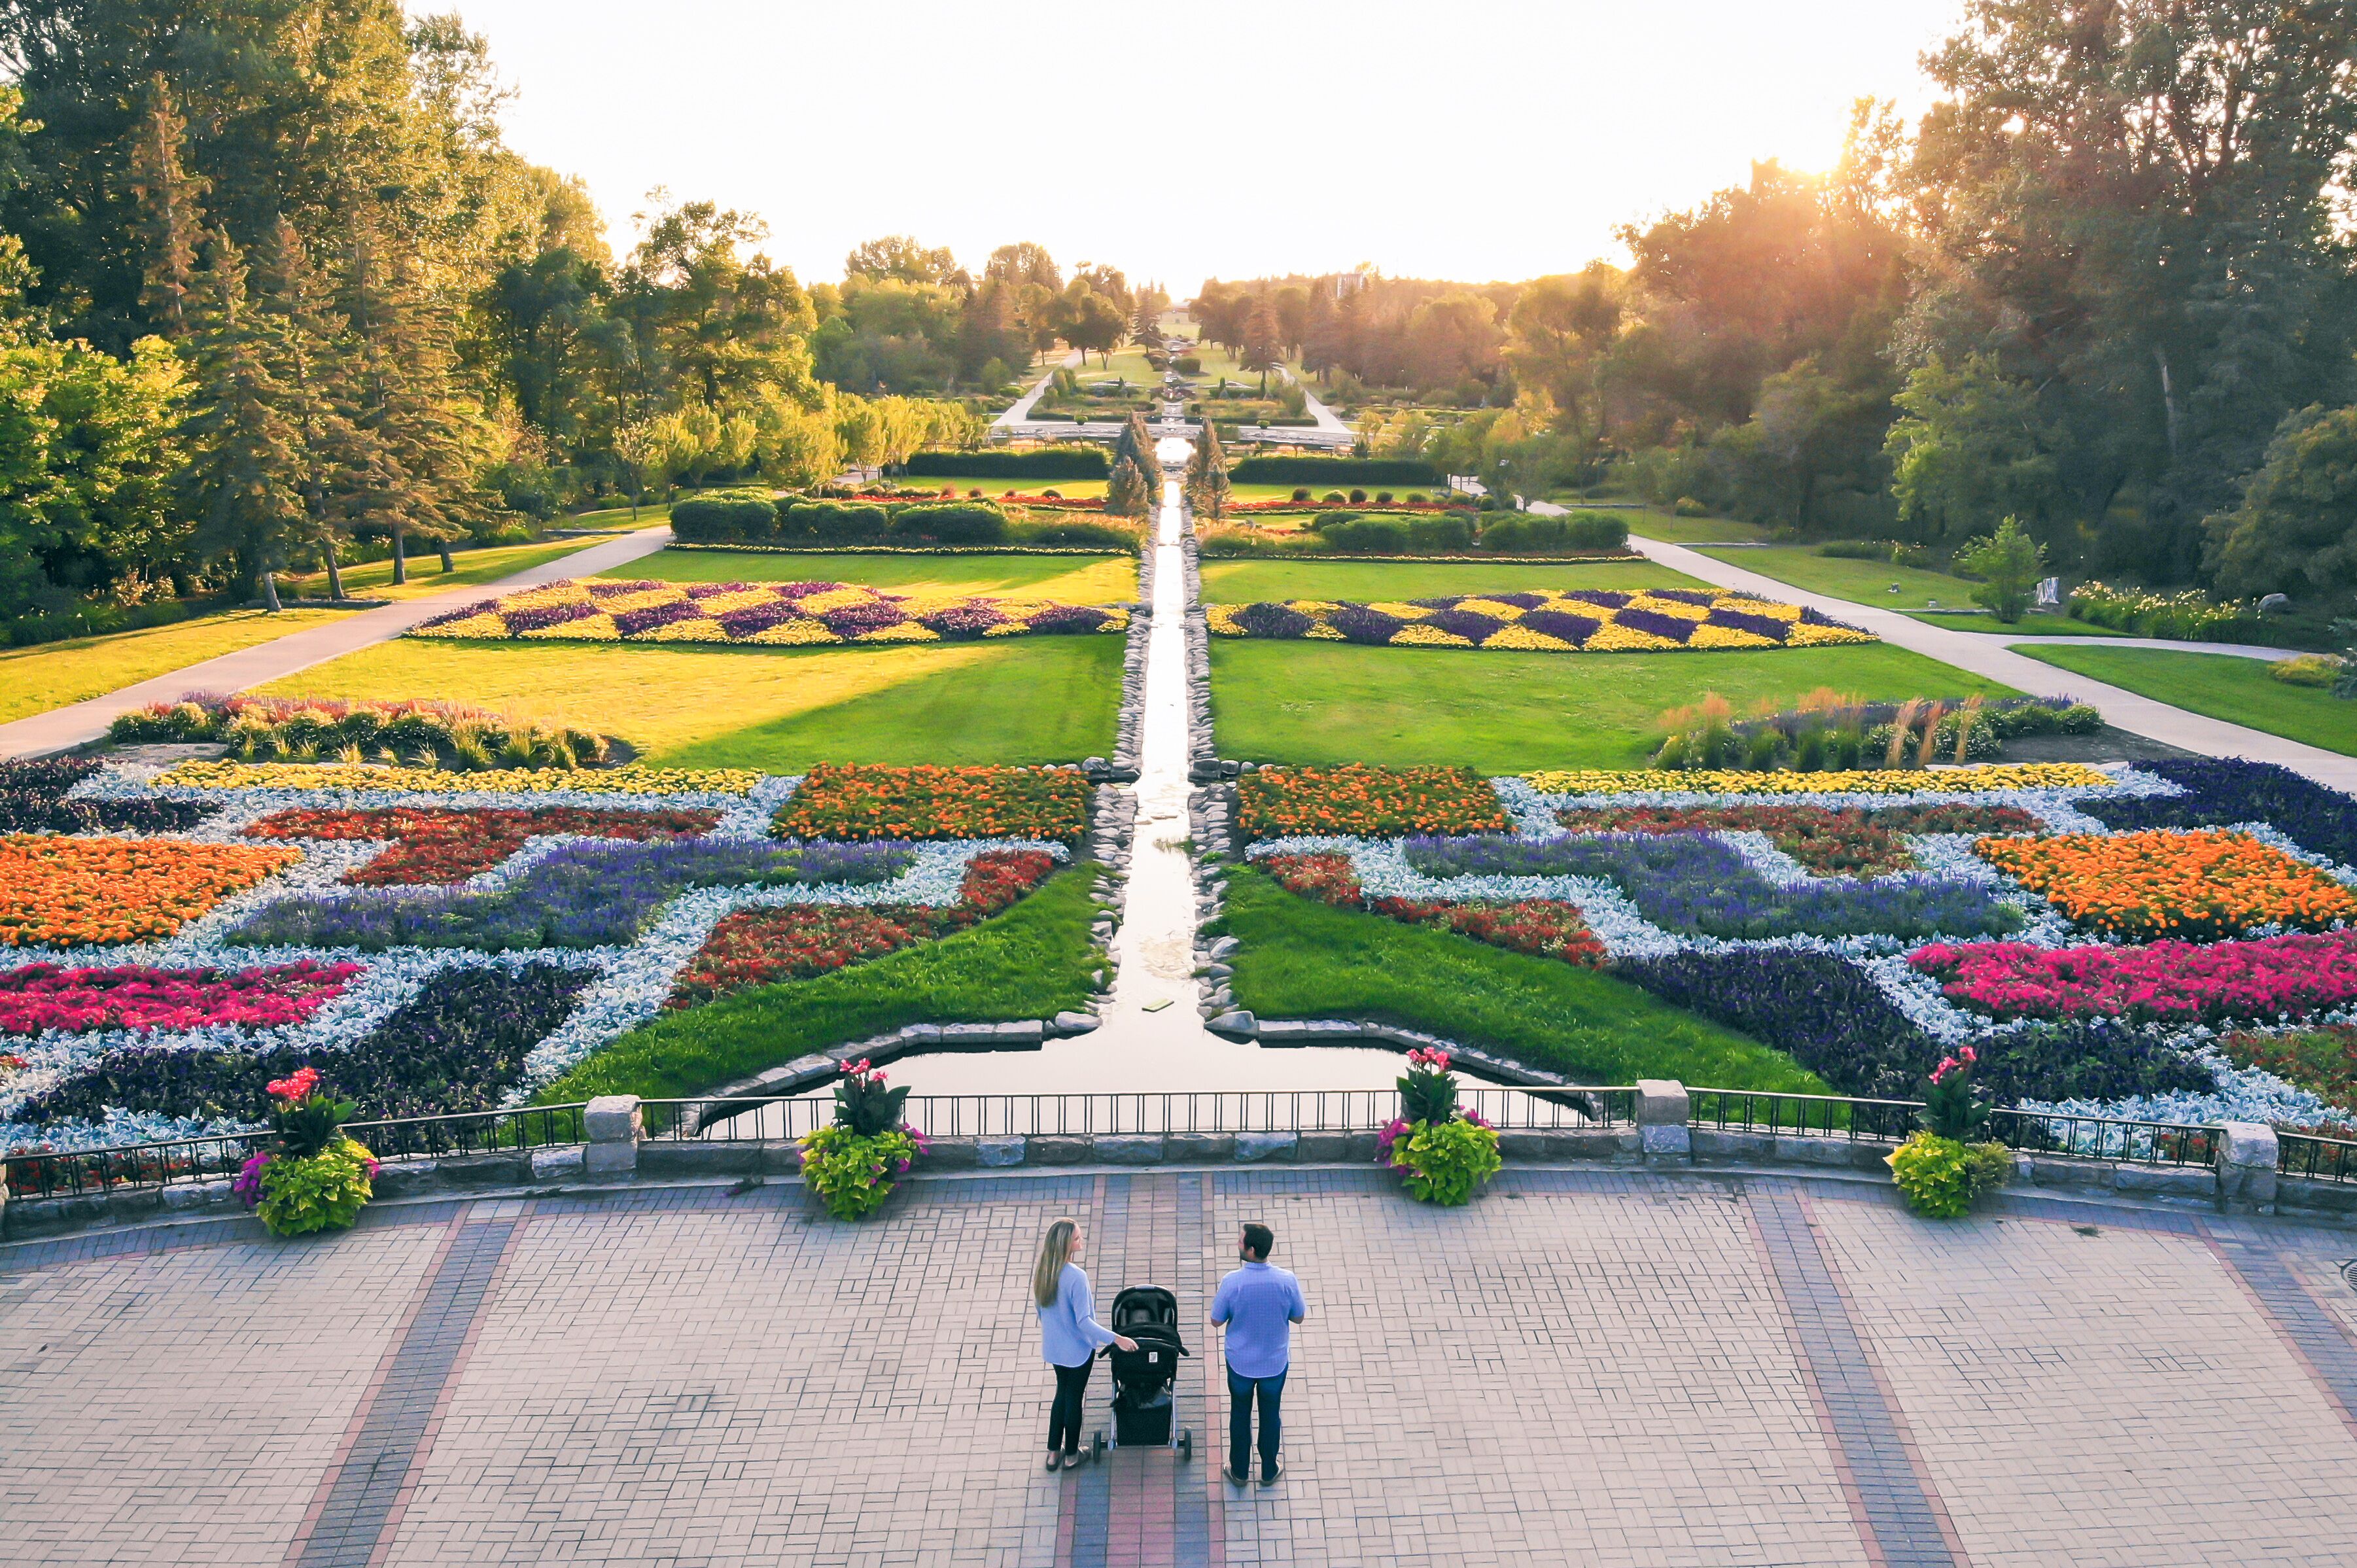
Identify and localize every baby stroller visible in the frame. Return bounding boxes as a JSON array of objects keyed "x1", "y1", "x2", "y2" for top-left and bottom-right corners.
[{"x1": 1091, "y1": 1285, "x2": 1193, "y2": 1461}]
